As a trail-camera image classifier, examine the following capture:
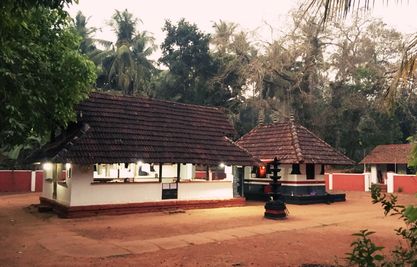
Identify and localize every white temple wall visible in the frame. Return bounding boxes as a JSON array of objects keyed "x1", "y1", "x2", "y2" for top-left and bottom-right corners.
[{"x1": 178, "y1": 181, "x2": 233, "y2": 200}]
